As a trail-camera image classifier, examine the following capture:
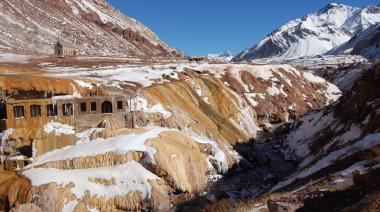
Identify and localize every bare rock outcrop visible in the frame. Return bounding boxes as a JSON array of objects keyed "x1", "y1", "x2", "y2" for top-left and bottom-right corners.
[
  {"x1": 144, "y1": 76, "x2": 259, "y2": 145},
  {"x1": 147, "y1": 131, "x2": 210, "y2": 193},
  {"x1": 0, "y1": 171, "x2": 31, "y2": 210},
  {"x1": 35, "y1": 151, "x2": 144, "y2": 170},
  {"x1": 182, "y1": 64, "x2": 341, "y2": 125}
]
